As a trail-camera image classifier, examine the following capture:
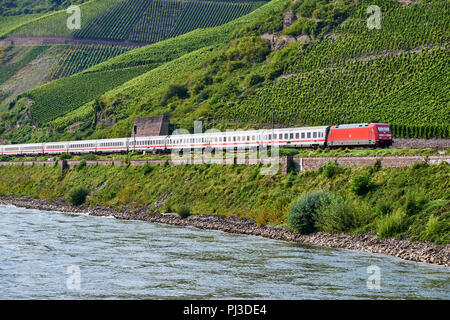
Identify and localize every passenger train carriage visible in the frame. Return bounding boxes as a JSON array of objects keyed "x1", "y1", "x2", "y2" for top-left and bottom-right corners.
[{"x1": 0, "y1": 123, "x2": 392, "y2": 156}]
